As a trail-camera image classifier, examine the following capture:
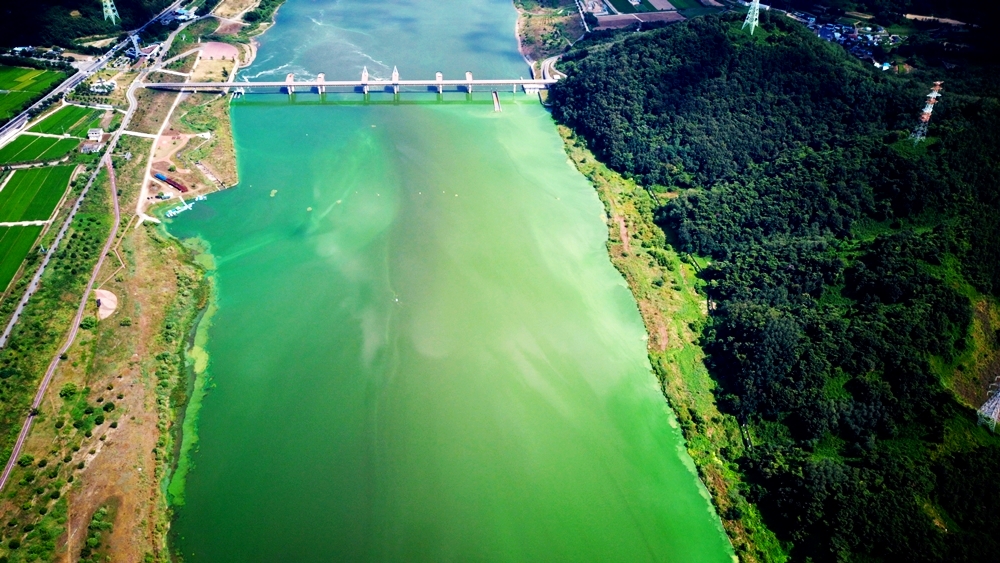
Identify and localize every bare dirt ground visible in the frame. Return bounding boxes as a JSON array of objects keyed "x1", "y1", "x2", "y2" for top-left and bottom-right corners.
[
  {"x1": 190, "y1": 43, "x2": 239, "y2": 82},
  {"x1": 213, "y1": 0, "x2": 259, "y2": 19},
  {"x1": 170, "y1": 93, "x2": 239, "y2": 187},
  {"x1": 148, "y1": 133, "x2": 215, "y2": 197},
  {"x1": 129, "y1": 90, "x2": 180, "y2": 135},
  {"x1": 190, "y1": 58, "x2": 235, "y2": 83},
  {"x1": 93, "y1": 289, "x2": 117, "y2": 320},
  {"x1": 215, "y1": 19, "x2": 247, "y2": 35},
  {"x1": 517, "y1": 2, "x2": 586, "y2": 64},
  {"x1": 905, "y1": 13, "x2": 970, "y2": 26},
  {"x1": 596, "y1": 11, "x2": 685, "y2": 28},
  {"x1": 200, "y1": 41, "x2": 240, "y2": 61}
]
